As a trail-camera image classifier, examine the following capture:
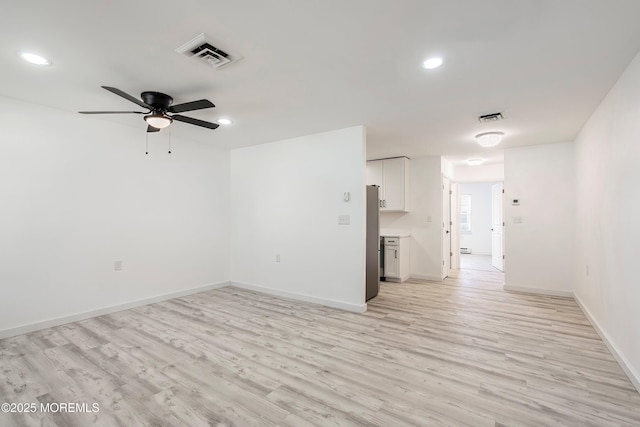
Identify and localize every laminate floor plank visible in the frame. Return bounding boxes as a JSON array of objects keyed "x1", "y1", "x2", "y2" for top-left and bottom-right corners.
[{"x1": 2, "y1": 271, "x2": 640, "y2": 426}]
